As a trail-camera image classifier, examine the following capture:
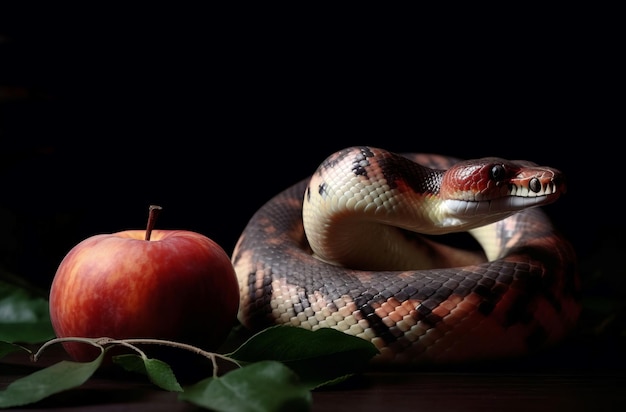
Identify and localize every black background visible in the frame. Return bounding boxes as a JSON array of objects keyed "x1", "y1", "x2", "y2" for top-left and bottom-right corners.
[{"x1": 0, "y1": 5, "x2": 622, "y2": 320}]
